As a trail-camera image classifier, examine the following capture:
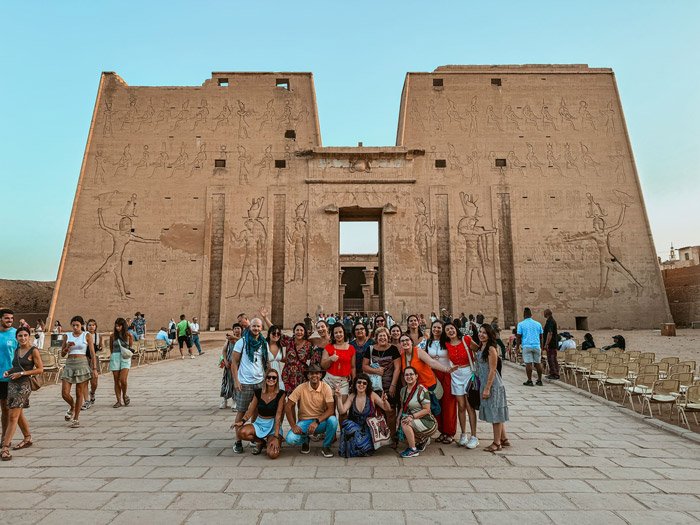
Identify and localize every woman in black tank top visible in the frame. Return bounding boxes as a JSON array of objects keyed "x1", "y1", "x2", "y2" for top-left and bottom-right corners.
[{"x1": 233, "y1": 369, "x2": 286, "y2": 459}]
